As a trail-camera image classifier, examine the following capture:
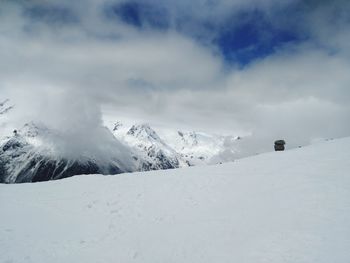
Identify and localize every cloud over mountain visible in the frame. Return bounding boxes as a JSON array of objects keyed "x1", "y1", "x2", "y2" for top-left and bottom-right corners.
[{"x1": 0, "y1": 0, "x2": 349, "y2": 153}]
